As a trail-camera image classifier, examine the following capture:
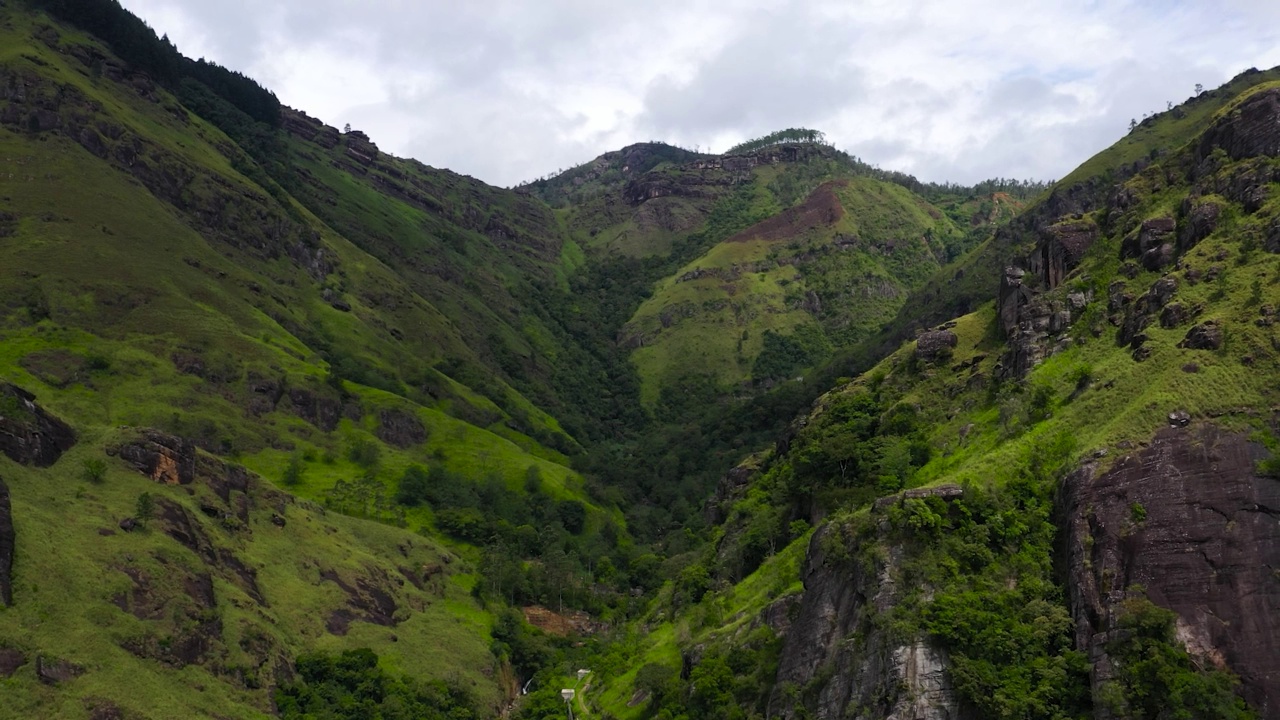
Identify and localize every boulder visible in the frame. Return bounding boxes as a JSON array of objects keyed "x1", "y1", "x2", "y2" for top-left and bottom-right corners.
[
  {"x1": 915, "y1": 330, "x2": 958, "y2": 362},
  {"x1": 0, "y1": 383, "x2": 77, "y2": 467},
  {"x1": 35, "y1": 656, "x2": 83, "y2": 685},
  {"x1": 0, "y1": 478, "x2": 12, "y2": 607},
  {"x1": 1179, "y1": 321, "x2": 1224, "y2": 350},
  {"x1": 0, "y1": 647, "x2": 26, "y2": 678},
  {"x1": 1160, "y1": 302, "x2": 1188, "y2": 328}
]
